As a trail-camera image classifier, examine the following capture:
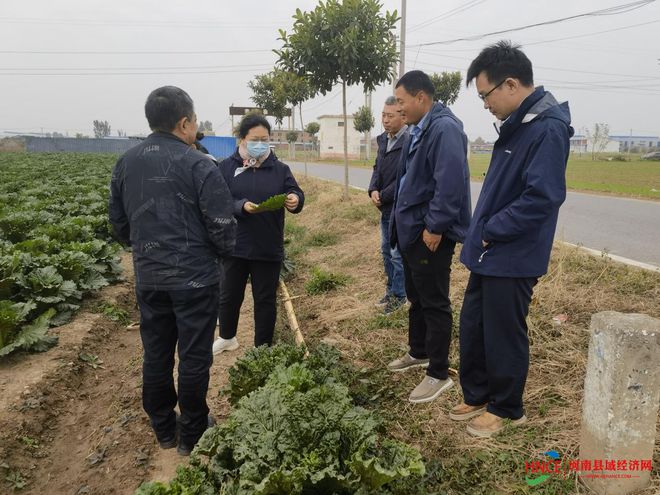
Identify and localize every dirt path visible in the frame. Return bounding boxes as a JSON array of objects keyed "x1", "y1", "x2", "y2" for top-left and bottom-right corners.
[{"x1": 0, "y1": 255, "x2": 252, "y2": 494}]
